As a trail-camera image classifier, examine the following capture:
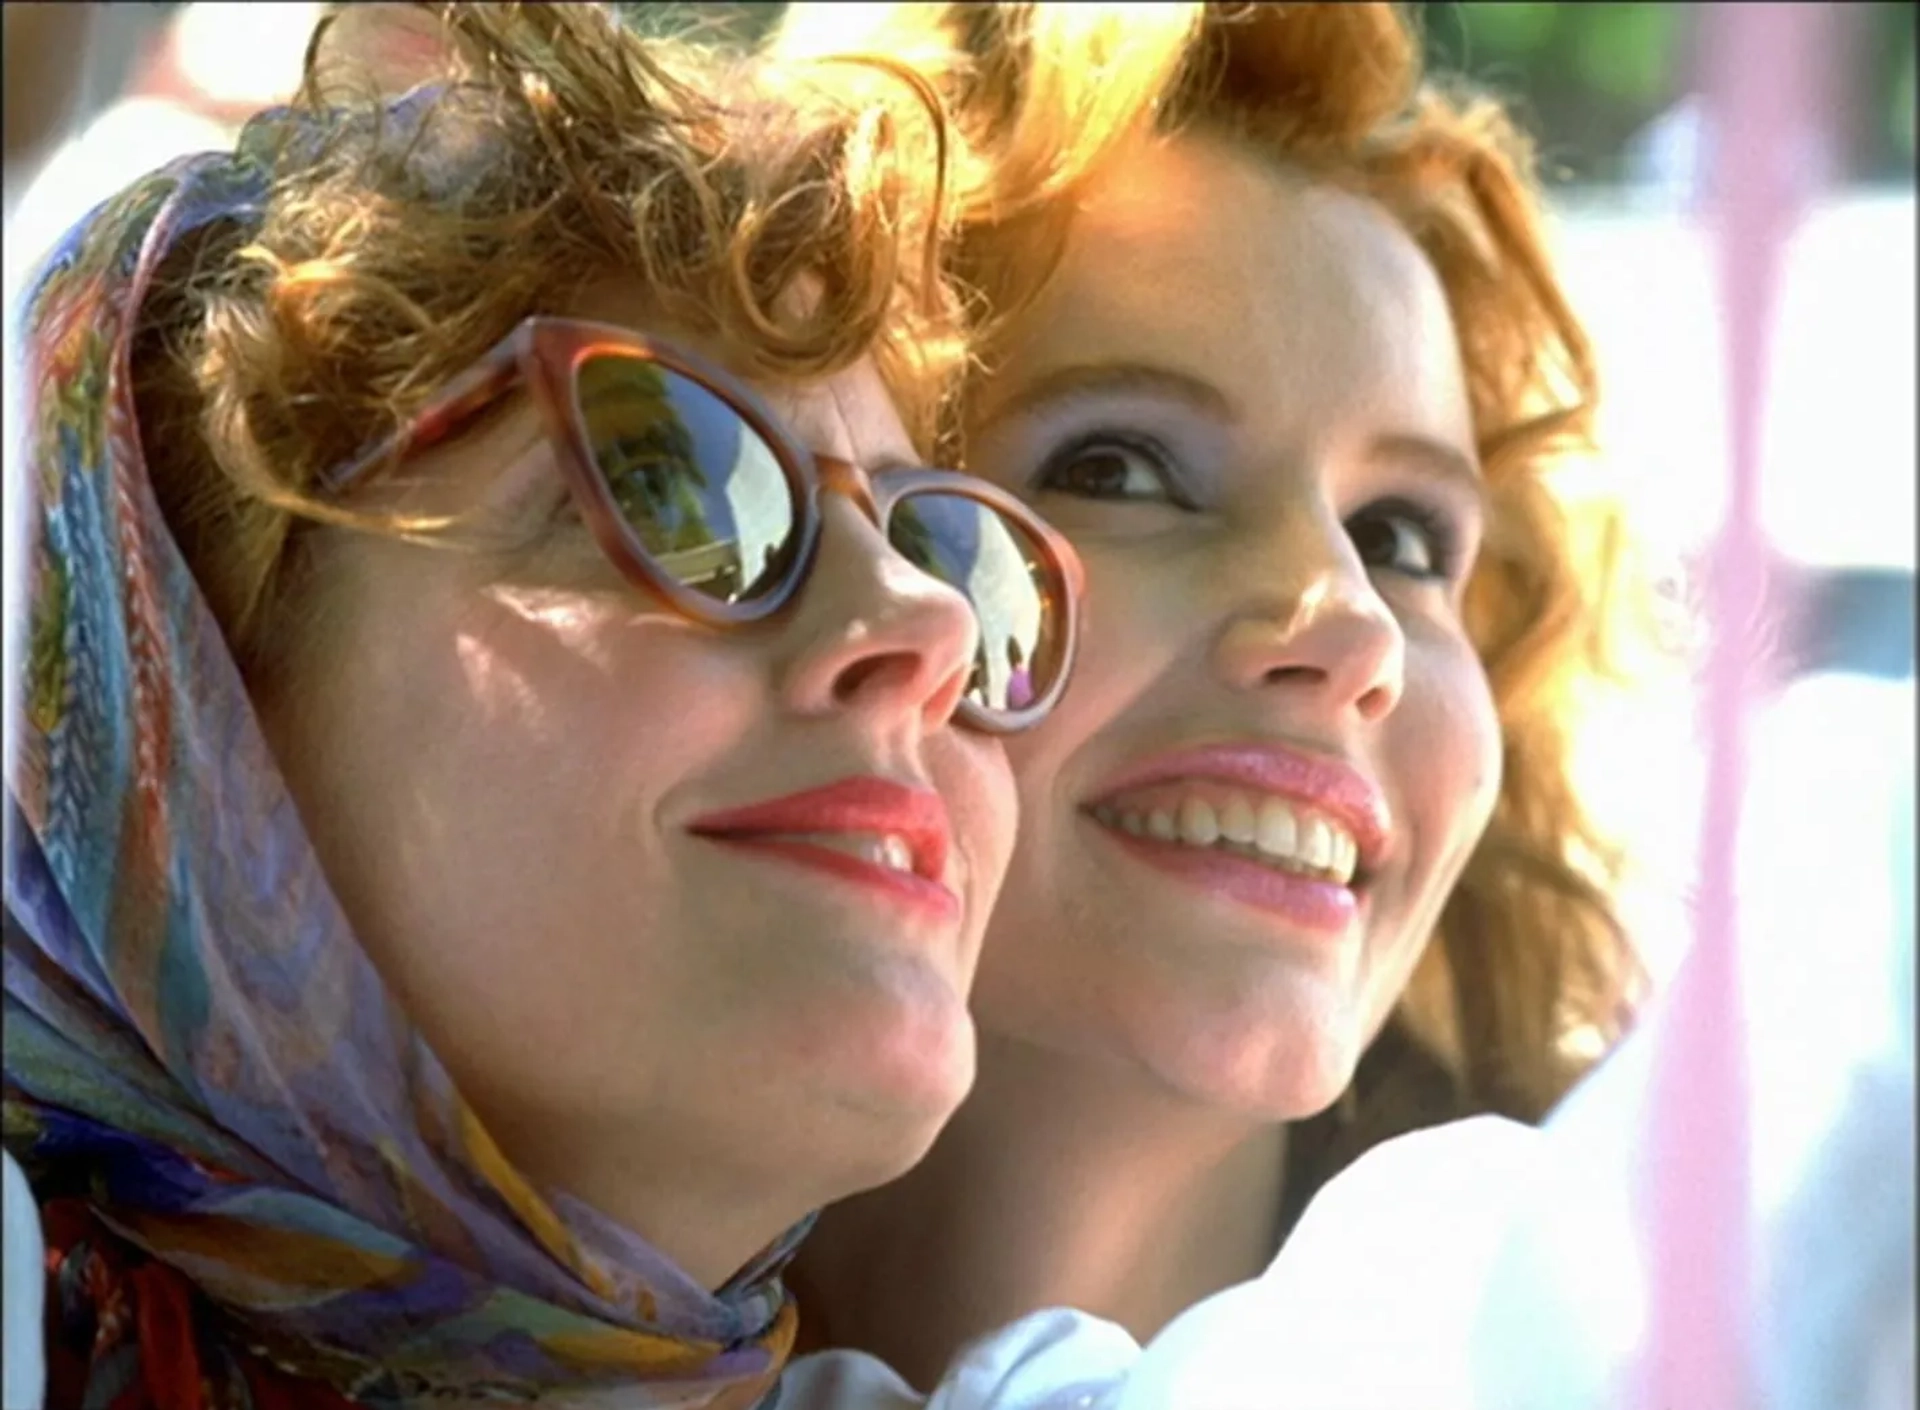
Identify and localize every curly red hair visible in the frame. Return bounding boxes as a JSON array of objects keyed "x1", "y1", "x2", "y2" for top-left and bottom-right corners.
[
  {"x1": 135, "y1": 2, "x2": 967, "y2": 685},
  {"x1": 776, "y1": 1, "x2": 1656, "y2": 1163}
]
